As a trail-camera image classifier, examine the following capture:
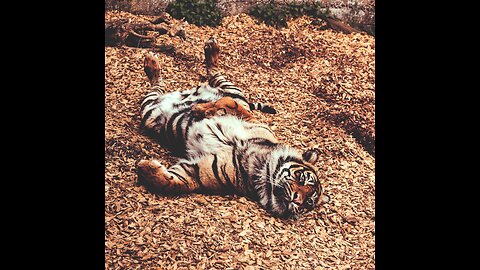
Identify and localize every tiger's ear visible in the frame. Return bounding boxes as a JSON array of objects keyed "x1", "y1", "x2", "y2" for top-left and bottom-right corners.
[
  {"x1": 302, "y1": 146, "x2": 320, "y2": 164},
  {"x1": 319, "y1": 194, "x2": 330, "y2": 204}
]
